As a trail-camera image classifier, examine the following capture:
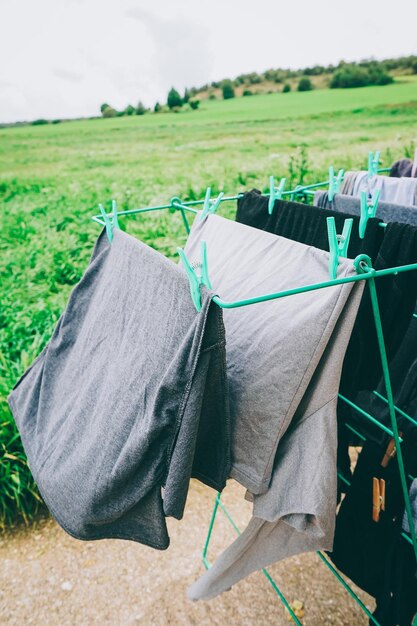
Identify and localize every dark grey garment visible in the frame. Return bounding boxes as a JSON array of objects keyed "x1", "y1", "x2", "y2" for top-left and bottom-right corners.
[
  {"x1": 403, "y1": 479, "x2": 417, "y2": 534},
  {"x1": 8, "y1": 229, "x2": 230, "y2": 548},
  {"x1": 390, "y1": 159, "x2": 413, "y2": 178},
  {"x1": 314, "y1": 191, "x2": 417, "y2": 227},
  {"x1": 184, "y1": 214, "x2": 363, "y2": 496}
]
